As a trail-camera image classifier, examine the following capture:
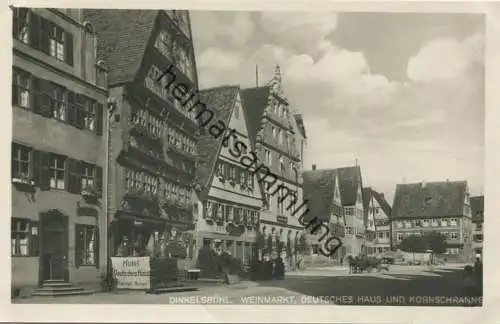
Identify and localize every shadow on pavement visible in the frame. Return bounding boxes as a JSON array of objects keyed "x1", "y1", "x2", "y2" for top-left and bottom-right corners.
[{"x1": 257, "y1": 269, "x2": 482, "y2": 307}]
